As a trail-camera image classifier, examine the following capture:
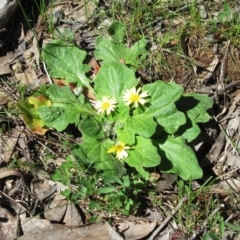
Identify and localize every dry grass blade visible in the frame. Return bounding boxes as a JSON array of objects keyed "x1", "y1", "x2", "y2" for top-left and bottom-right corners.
[{"x1": 148, "y1": 196, "x2": 187, "y2": 240}]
